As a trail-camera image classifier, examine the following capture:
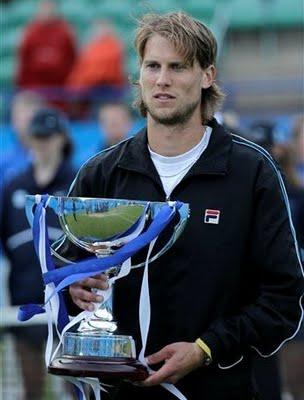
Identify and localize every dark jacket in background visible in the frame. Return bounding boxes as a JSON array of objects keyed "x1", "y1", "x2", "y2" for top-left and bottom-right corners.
[{"x1": 0, "y1": 160, "x2": 76, "y2": 306}]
